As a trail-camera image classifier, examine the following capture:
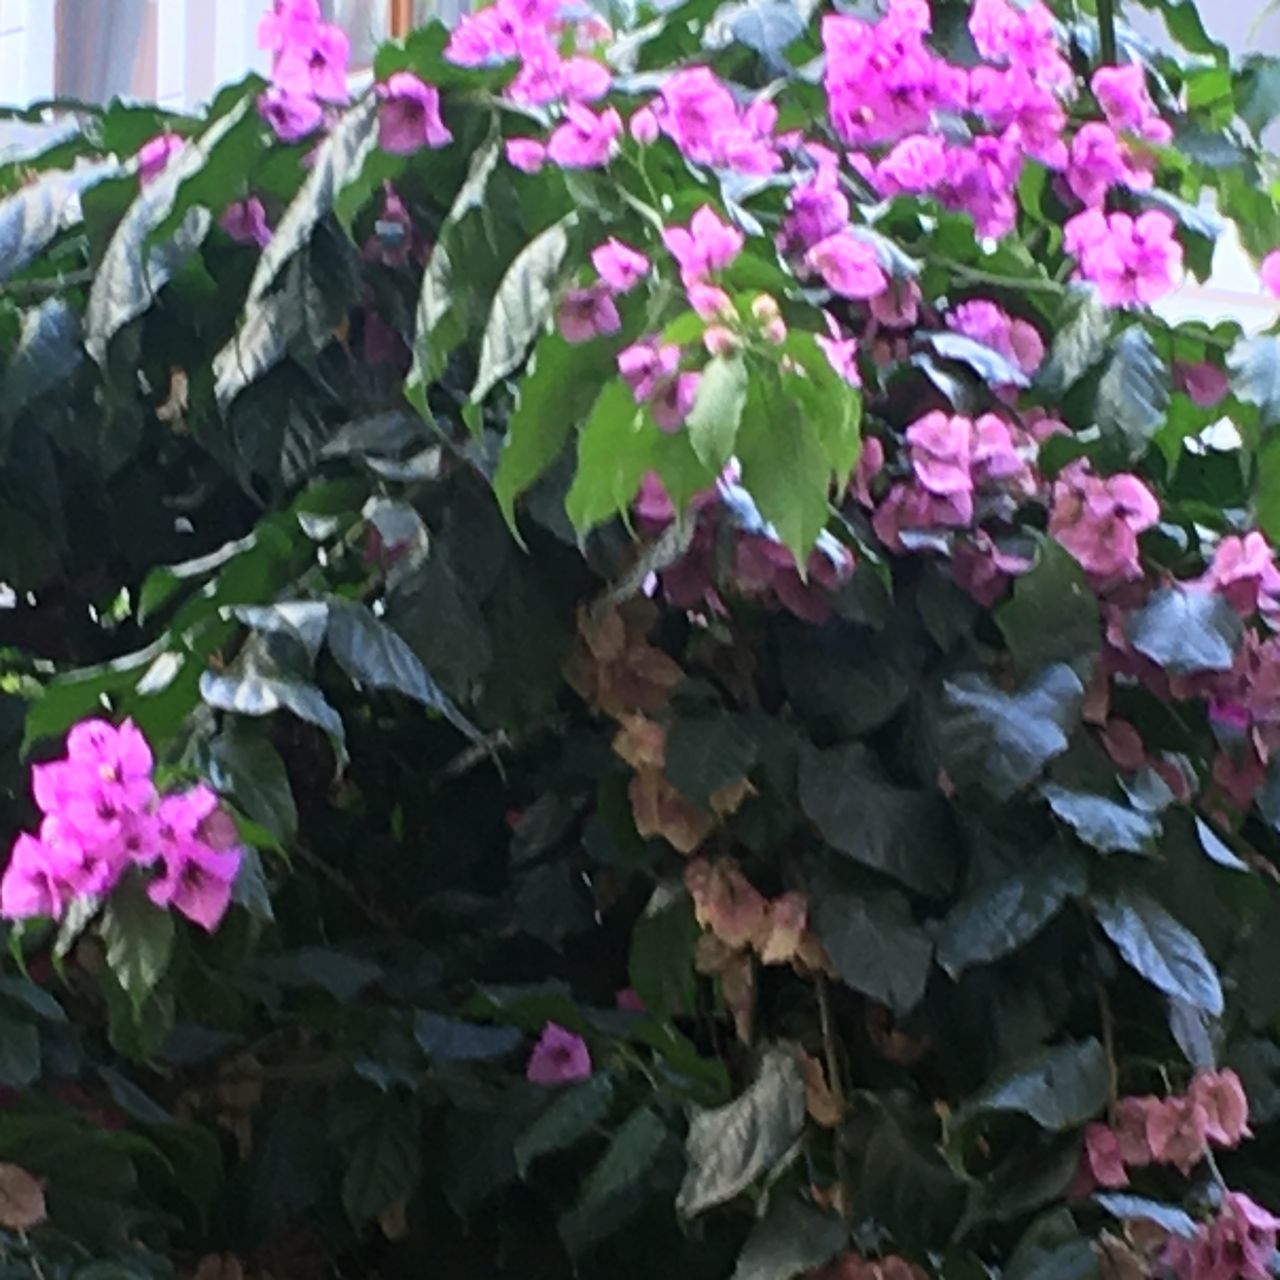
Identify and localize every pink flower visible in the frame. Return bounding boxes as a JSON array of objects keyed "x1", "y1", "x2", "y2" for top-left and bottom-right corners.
[
  {"x1": 1146, "y1": 1094, "x2": 1209, "y2": 1175},
  {"x1": 137, "y1": 133, "x2": 183, "y2": 185},
  {"x1": 1092, "y1": 64, "x2": 1157, "y2": 135},
  {"x1": 1262, "y1": 250, "x2": 1280, "y2": 300},
  {"x1": 221, "y1": 197, "x2": 272, "y2": 248},
  {"x1": 1165, "y1": 1194, "x2": 1280, "y2": 1280},
  {"x1": 1194, "y1": 533, "x2": 1280, "y2": 616},
  {"x1": 376, "y1": 73, "x2": 452, "y2": 153},
  {"x1": 876, "y1": 134, "x2": 948, "y2": 196},
  {"x1": 651, "y1": 371, "x2": 700, "y2": 433},
  {"x1": 1190, "y1": 1069, "x2": 1251, "y2": 1148},
  {"x1": 1, "y1": 832, "x2": 71, "y2": 920},
  {"x1": 592, "y1": 238, "x2": 649, "y2": 293},
  {"x1": 619, "y1": 338, "x2": 680, "y2": 402},
  {"x1": 656, "y1": 67, "x2": 778, "y2": 173},
  {"x1": 527, "y1": 1022, "x2": 592, "y2": 1085},
  {"x1": 1067, "y1": 123, "x2": 1130, "y2": 207},
  {"x1": 1112, "y1": 1095, "x2": 1158, "y2": 1166},
  {"x1": 969, "y1": 67, "x2": 1067, "y2": 169},
  {"x1": 686, "y1": 282, "x2": 732, "y2": 320},
  {"x1": 1174, "y1": 360, "x2": 1229, "y2": 407},
  {"x1": 777, "y1": 166, "x2": 849, "y2": 257},
  {"x1": 662, "y1": 206, "x2": 744, "y2": 287},
  {"x1": 505, "y1": 138, "x2": 546, "y2": 173},
  {"x1": 1083, "y1": 1123, "x2": 1129, "y2": 1189},
  {"x1": 558, "y1": 286, "x2": 620, "y2": 343},
  {"x1": 1049, "y1": 461, "x2": 1159, "y2": 583},
  {"x1": 146, "y1": 787, "x2": 241, "y2": 933},
  {"x1": 257, "y1": 0, "x2": 321, "y2": 53},
  {"x1": 869, "y1": 280, "x2": 920, "y2": 329},
  {"x1": 968, "y1": 0, "x2": 1070, "y2": 90},
  {"x1": 952, "y1": 533, "x2": 1032, "y2": 606},
  {"x1": 937, "y1": 137, "x2": 1020, "y2": 238},
  {"x1": 907, "y1": 411, "x2": 974, "y2": 507},
  {"x1": 258, "y1": 87, "x2": 324, "y2": 143},
  {"x1": 274, "y1": 20, "x2": 350, "y2": 103},
  {"x1": 630, "y1": 106, "x2": 659, "y2": 145},
  {"x1": 816, "y1": 312, "x2": 861, "y2": 386},
  {"x1": 546, "y1": 103, "x2": 622, "y2": 168},
  {"x1": 805, "y1": 233, "x2": 886, "y2": 300},
  {"x1": 1064, "y1": 209, "x2": 1183, "y2": 307}
]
